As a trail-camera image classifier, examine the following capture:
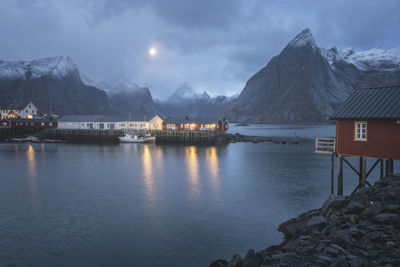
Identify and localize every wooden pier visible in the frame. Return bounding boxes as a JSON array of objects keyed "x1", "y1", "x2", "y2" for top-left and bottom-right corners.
[
  {"x1": 150, "y1": 130, "x2": 222, "y2": 144},
  {"x1": 40, "y1": 129, "x2": 125, "y2": 144},
  {"x1": 38, "y1": 129, "x2": 224, "y2": 144},
  {"x1": 0, "y1": 128, "x2": 44, "y2": 142}
]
